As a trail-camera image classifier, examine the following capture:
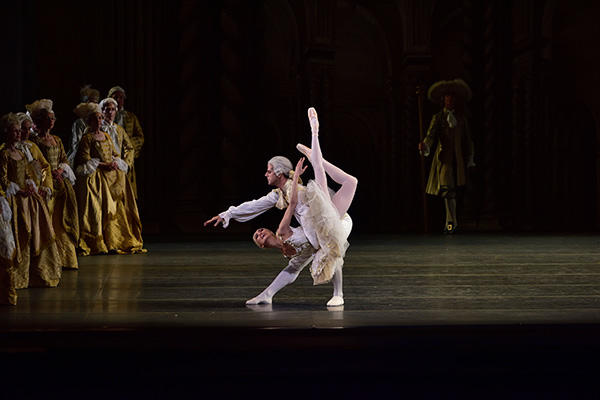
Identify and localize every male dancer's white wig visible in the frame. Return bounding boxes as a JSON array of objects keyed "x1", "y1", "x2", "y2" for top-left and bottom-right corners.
[{"x1": 268, "y1": 156, "x2": 293, "y2": 177}]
